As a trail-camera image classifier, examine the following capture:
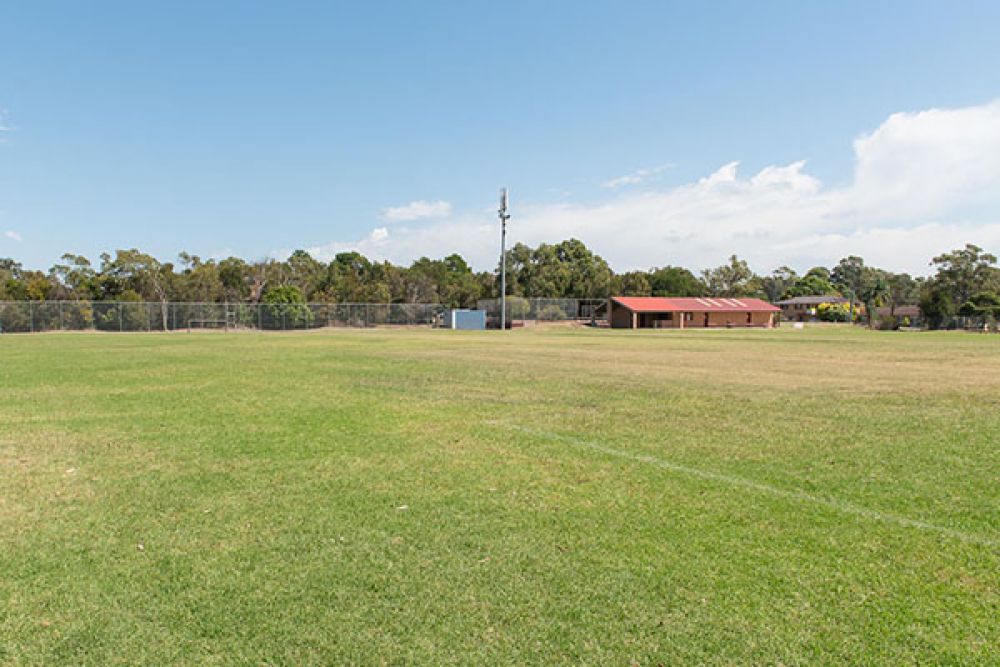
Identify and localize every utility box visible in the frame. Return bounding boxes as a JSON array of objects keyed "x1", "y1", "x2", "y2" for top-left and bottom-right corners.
[{"x1": 446, "y1": 309, "x2": 486, "y2": 330}]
